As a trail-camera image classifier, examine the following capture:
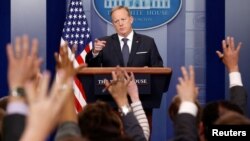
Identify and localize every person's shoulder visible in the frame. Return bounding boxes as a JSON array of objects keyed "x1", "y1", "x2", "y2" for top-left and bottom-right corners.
[{"x1": 134, "y1": 32, "x2": 154, "y2": 40}]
